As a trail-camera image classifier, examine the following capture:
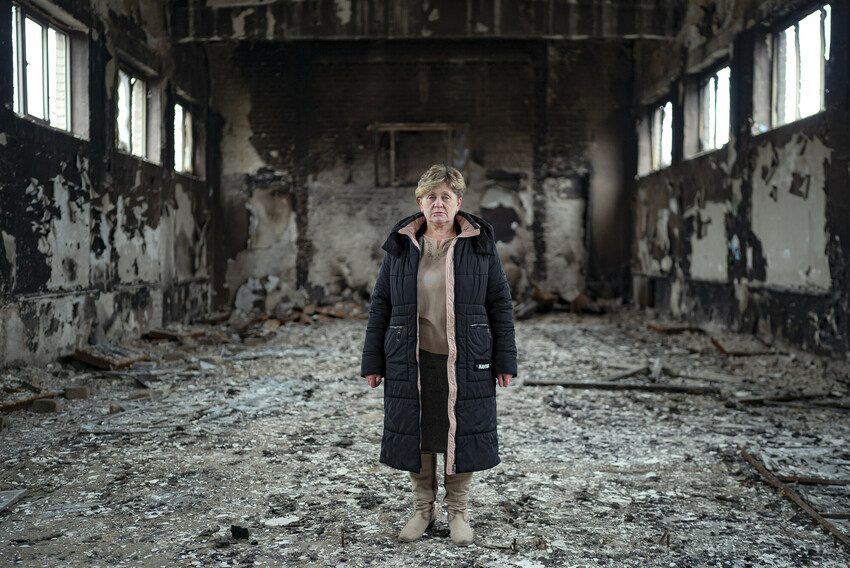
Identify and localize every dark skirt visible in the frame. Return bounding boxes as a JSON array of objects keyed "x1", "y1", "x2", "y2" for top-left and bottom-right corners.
[{"x1": 418, "y1": 348, "x2": 449, "y2": 453}]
